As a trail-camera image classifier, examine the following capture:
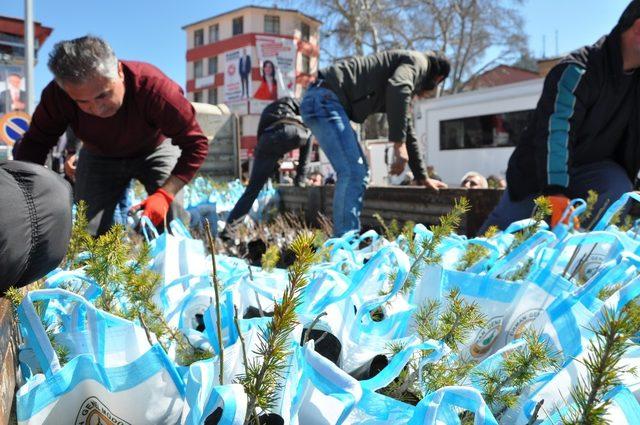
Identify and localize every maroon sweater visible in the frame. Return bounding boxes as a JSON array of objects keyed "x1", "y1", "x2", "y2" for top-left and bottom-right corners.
[{"x1": 15, "y1": 61, "x2": 208, "y2": 183}]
